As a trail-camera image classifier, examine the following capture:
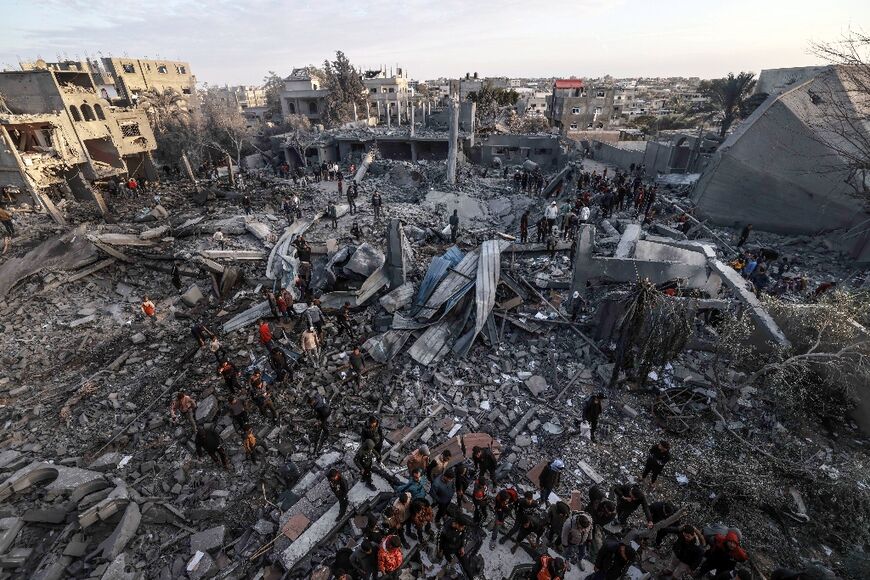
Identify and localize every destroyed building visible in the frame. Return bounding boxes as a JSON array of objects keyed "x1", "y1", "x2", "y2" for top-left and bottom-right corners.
[
  {"x1": 691, "y1": 65, "x2": 870, "y2": 261},
  {"x1": 279, "y1": 68, "x2": 328, "y2": 123},
  {"x1": 547, "y1": 78, "x2": 616, "y2": 134},
  {"x1": 0, "y1": 65, "x2": 158, "y2": 212}
]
